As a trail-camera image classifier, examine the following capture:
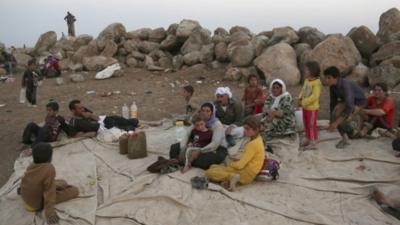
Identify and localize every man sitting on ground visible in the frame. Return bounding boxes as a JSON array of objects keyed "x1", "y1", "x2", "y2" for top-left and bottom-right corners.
[{"x1": 68, "y1": 99, "x2": 139, "y2": 137}]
